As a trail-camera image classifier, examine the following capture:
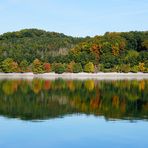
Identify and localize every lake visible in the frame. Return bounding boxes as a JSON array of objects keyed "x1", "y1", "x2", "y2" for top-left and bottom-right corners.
[{"x1": 0, "y1": 78, "x2": 148, "y2": 148}]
